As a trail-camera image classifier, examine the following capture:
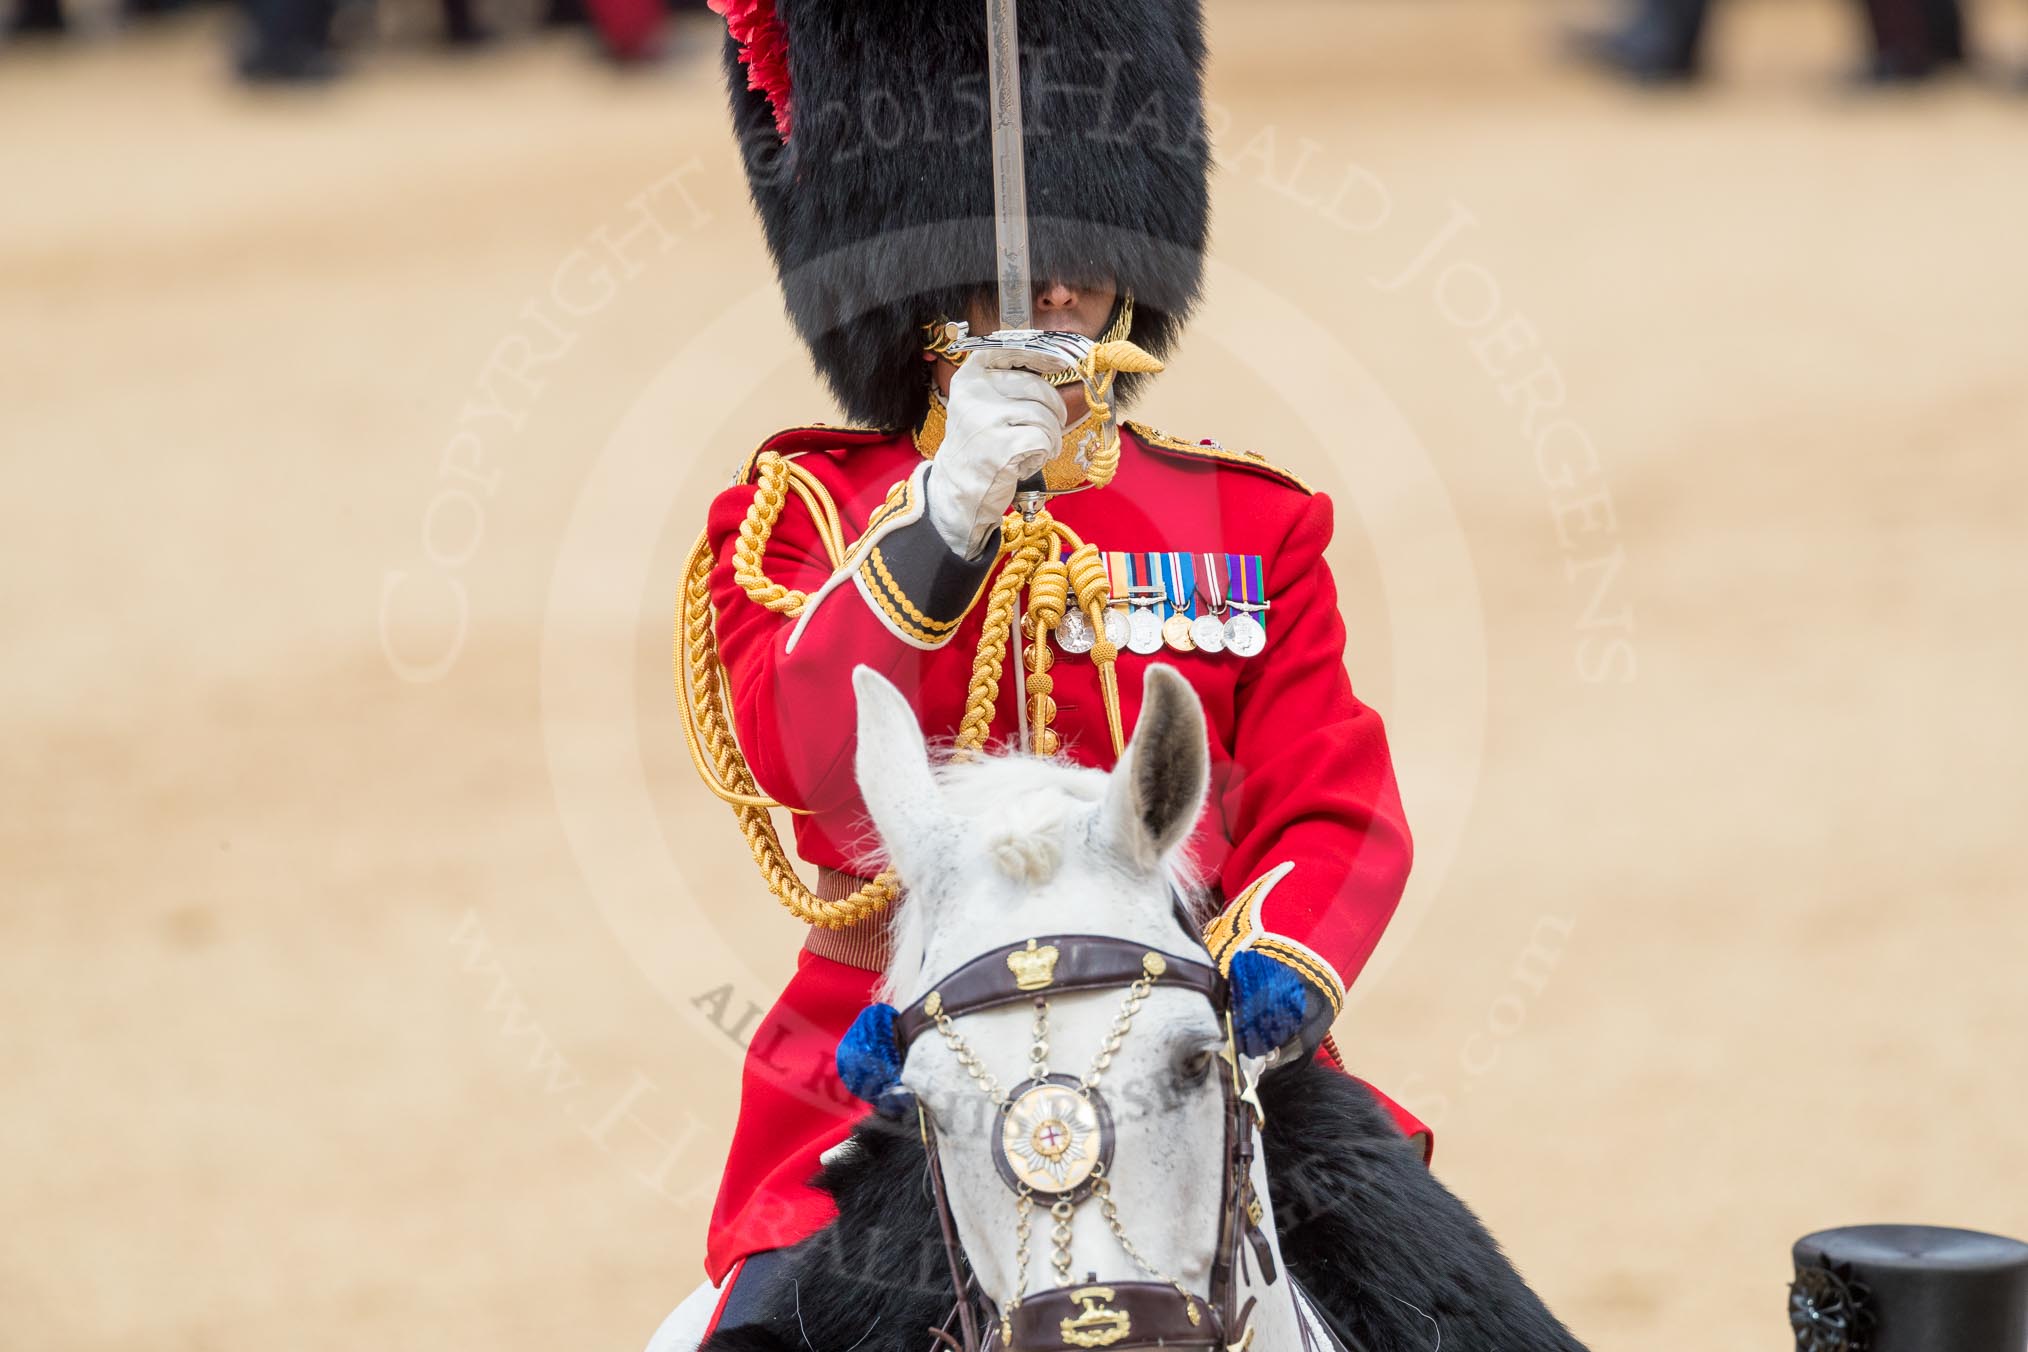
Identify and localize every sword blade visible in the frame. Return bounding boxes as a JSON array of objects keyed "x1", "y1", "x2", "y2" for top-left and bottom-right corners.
[{"x1": 983, "y1": 0, "x2": 1032, "y2": 332}]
